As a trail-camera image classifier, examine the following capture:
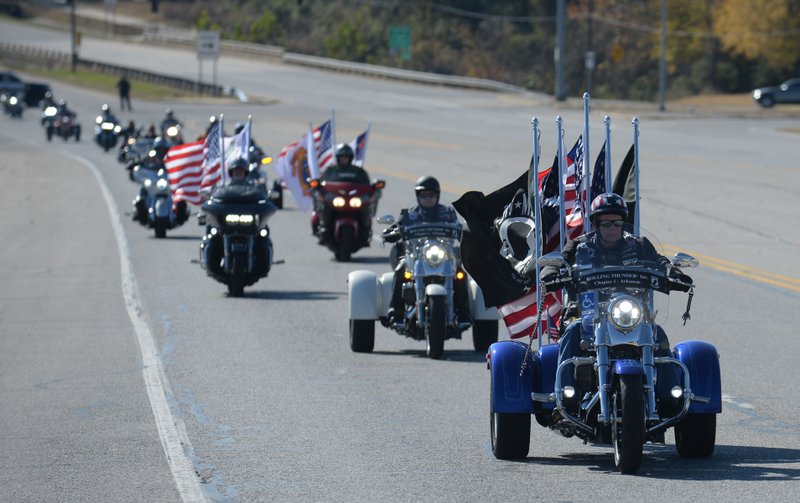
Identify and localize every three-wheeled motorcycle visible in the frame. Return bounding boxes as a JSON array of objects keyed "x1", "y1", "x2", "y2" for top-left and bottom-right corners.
[{"x1": 348, "y1": 215, "x2": 499, "y2": 359}]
